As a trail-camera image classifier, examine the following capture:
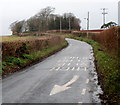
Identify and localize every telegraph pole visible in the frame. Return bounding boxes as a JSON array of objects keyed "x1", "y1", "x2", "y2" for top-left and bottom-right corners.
[
  {"x1": 69, "y1": 17, "x2": 71, "y2": 31},
  {"x1": 87, "y1": 12, "x2": 89, "y2": 30},
  {"x1": 60, "y1": 16, "x2": 62, "y2": 32},
  {"x1": 69, "y1": 13, "x2": 72, "y2": 31},
  {"x1": 84, "y1": 12, "x2": 90, "y2": 30},
  {"x1": 101, "y1": 8, "x2": 108, "y2": 25}
]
